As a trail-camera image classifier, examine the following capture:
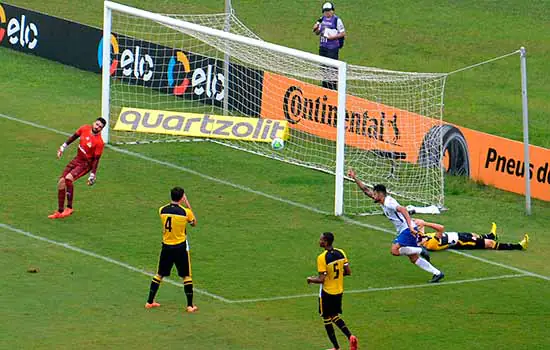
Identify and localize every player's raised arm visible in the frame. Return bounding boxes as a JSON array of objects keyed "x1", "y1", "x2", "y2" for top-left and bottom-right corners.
[
  {"x1": 182, "y1": 193, "x2": 192, "y2": 210},
  {"x1": 56, "y1": 132, "x2": 80, "y2": 159},
  {"x1": 421, "y1": 220, "x2": 445, "y2": 238},
  {"x1": 347, "y1": 168, "x2": 374, "y2": 199}
]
